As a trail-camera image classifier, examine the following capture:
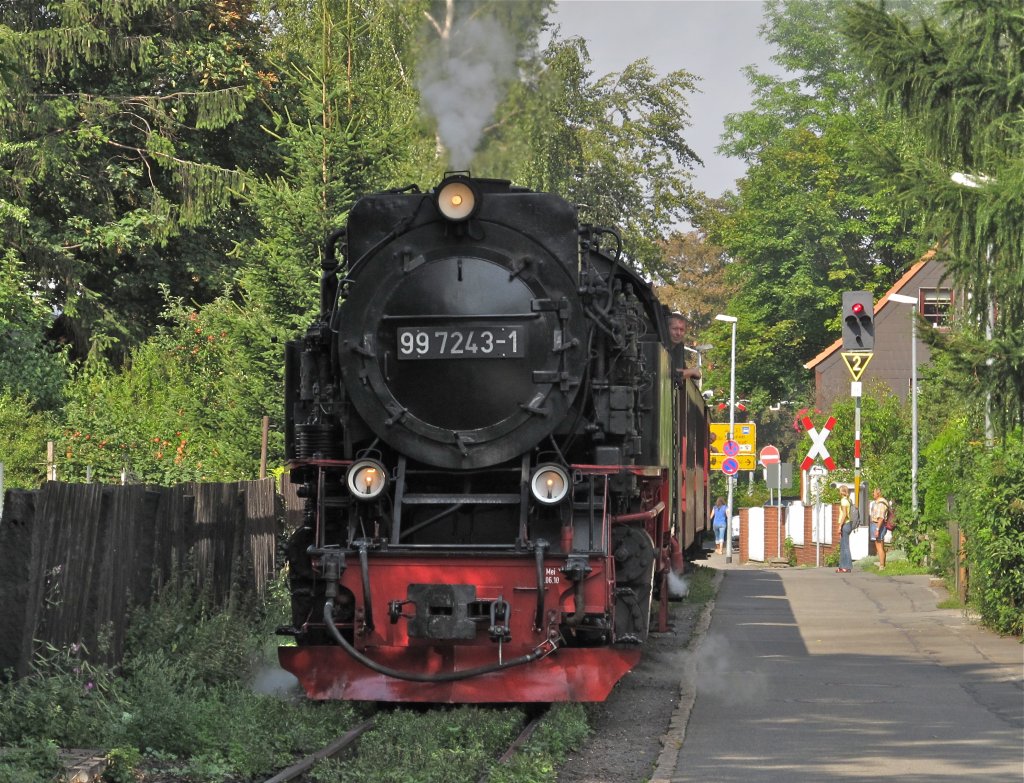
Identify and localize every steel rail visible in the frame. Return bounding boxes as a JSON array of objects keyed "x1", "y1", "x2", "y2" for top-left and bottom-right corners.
[
  {"x1": 475, "y1": 709, "x2": 547, "y2": 783},
  {"x1": 261, "y1": 717, "x2": 375, "y2": 783}
]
